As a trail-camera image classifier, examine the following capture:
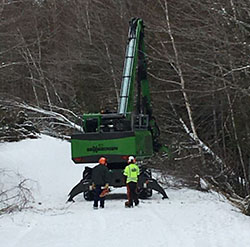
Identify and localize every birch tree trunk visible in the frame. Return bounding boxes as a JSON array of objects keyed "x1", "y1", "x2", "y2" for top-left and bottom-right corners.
[{"x1": 162, "y1": 0, "x2": 206, "y2": 165}]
